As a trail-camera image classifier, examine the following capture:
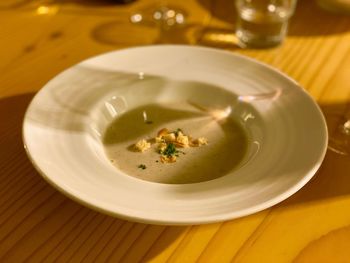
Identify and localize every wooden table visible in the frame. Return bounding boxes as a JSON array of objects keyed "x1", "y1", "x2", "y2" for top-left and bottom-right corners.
[{"x1": 1, "y1": 0, "x2": 350, "y2": 262}]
